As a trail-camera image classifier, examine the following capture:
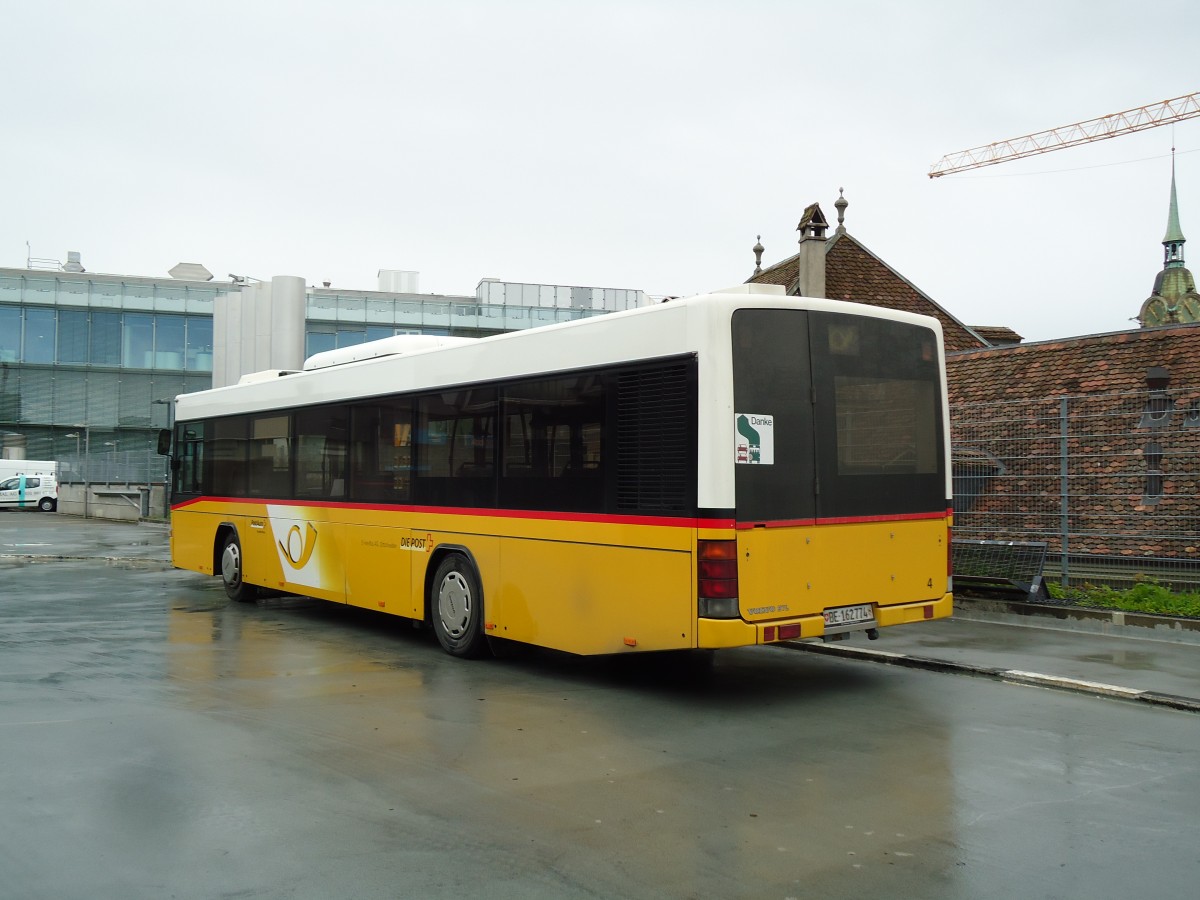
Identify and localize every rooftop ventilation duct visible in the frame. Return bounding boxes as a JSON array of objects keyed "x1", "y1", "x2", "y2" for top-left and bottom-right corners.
[{"x1": 168, "y1": 262, "x2": 214, "y2": 281}]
